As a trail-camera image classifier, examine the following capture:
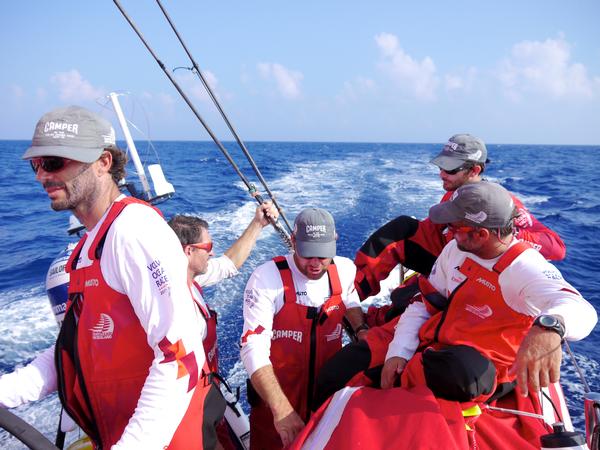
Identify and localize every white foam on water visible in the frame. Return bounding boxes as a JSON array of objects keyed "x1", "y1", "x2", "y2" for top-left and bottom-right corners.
[
  {"x1": 509, "y1": 192, "x2": 550, "y2": 206},
  {"x1": 262, "y1": 157, "x2": 364, "y2": 216},
  {"x1": 0, "y1": 293, "x2": 57, "y2": 365}
]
